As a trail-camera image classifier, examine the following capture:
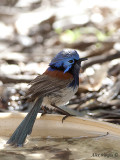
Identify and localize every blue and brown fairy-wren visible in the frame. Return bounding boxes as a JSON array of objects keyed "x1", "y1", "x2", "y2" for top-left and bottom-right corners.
[{"x1": 7, "y1": 49, "x2": 87, "y2": 146}]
